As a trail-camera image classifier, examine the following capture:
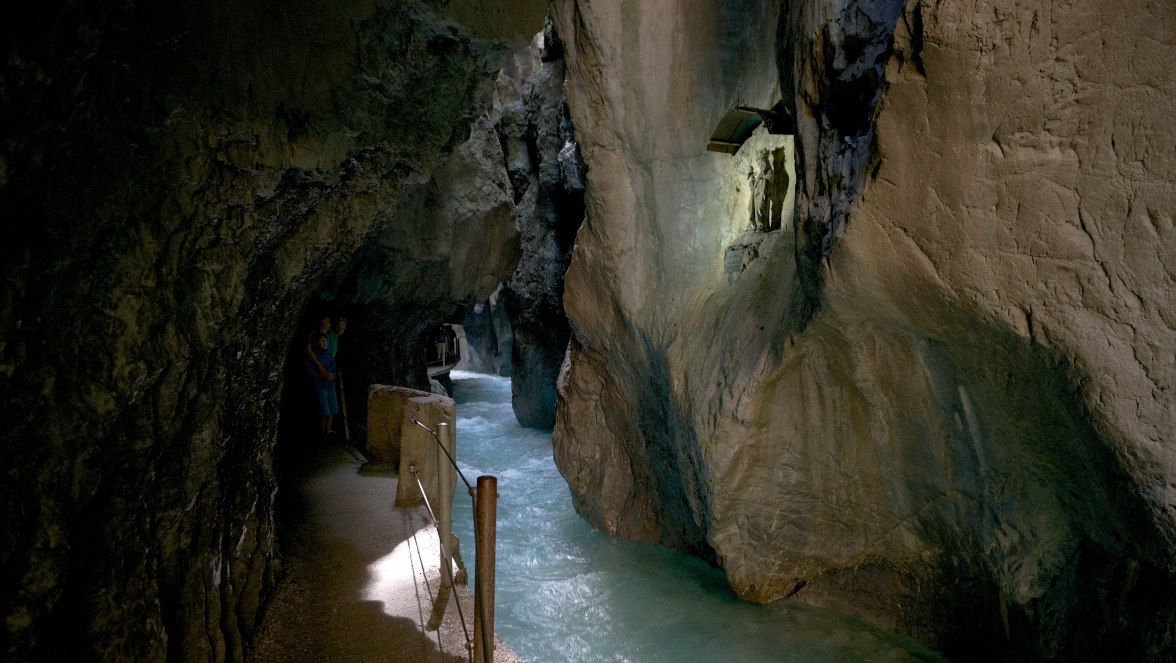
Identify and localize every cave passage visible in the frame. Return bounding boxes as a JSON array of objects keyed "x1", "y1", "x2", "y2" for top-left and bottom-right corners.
[{"x1": 446, "y1": 372, "x2": 948, "y2": 662}]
